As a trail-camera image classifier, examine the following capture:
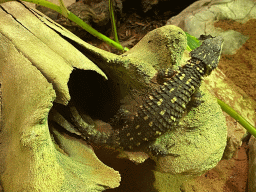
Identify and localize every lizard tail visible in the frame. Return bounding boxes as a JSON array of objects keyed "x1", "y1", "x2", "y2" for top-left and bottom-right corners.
[{"x1": 69, "y1": 103, "x2": 120, "y2": 147}]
